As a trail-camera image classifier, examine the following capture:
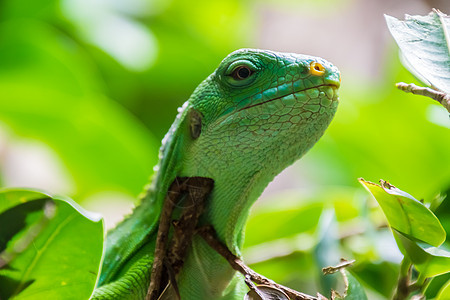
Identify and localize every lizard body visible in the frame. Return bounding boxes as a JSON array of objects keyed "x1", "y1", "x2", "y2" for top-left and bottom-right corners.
[{"x1": 92, "y1": 49, "x2": 340, "y2": 299}]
